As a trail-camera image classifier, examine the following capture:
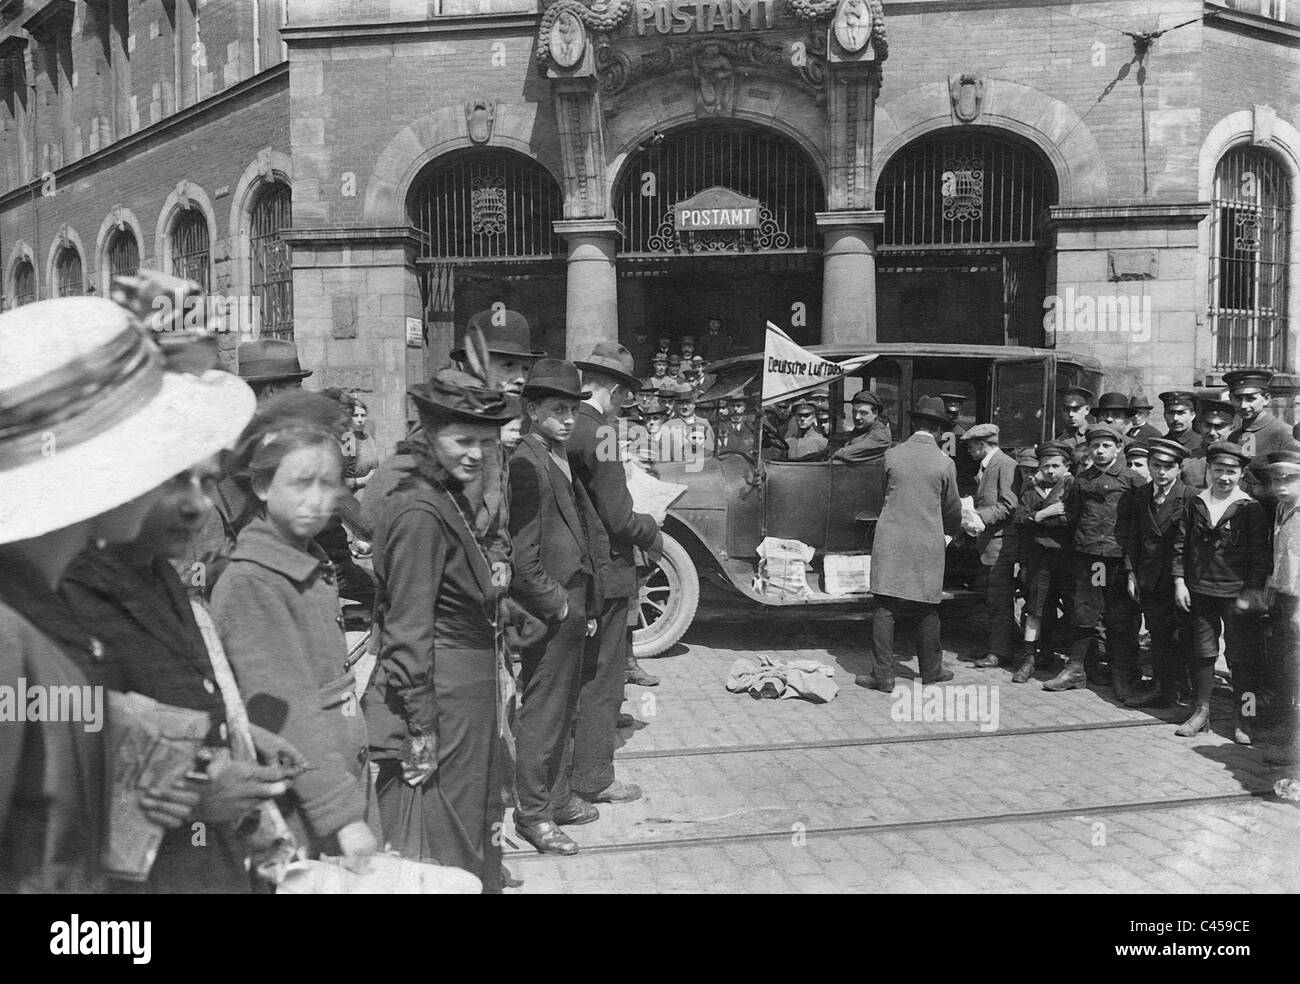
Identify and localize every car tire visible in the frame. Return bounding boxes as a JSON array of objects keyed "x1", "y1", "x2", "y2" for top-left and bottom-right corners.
[{"x1": 632, "y1": 531, "x2": 700, "y2": 659}]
